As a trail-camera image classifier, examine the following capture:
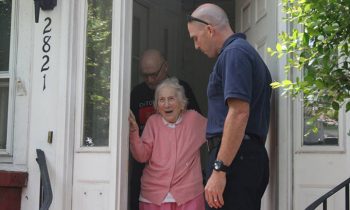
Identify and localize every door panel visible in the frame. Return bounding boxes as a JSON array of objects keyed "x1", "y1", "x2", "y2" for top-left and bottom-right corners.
[
  {"x1": 71, "y1": 0, "x2": 132, "y2": 209},
  {"x1": 72, "y1": 0, "x2": 113, "y2": 209},
  {"x1": 293, "y1": 102, "x2": 350, "y2": 209},
  {"x1": 235, "y1": 0, "x2": 277, "y2": 209}
]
